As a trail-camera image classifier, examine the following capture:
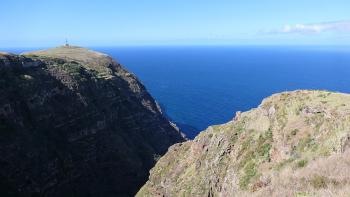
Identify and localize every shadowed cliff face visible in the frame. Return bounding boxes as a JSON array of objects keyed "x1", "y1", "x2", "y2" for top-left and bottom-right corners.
[
  {"x1": 138, "y1": 90, "x2": 350, "y2": 197},
  {"x1": 0, "y1": 46, "x2": 185, "y2": 197}
]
